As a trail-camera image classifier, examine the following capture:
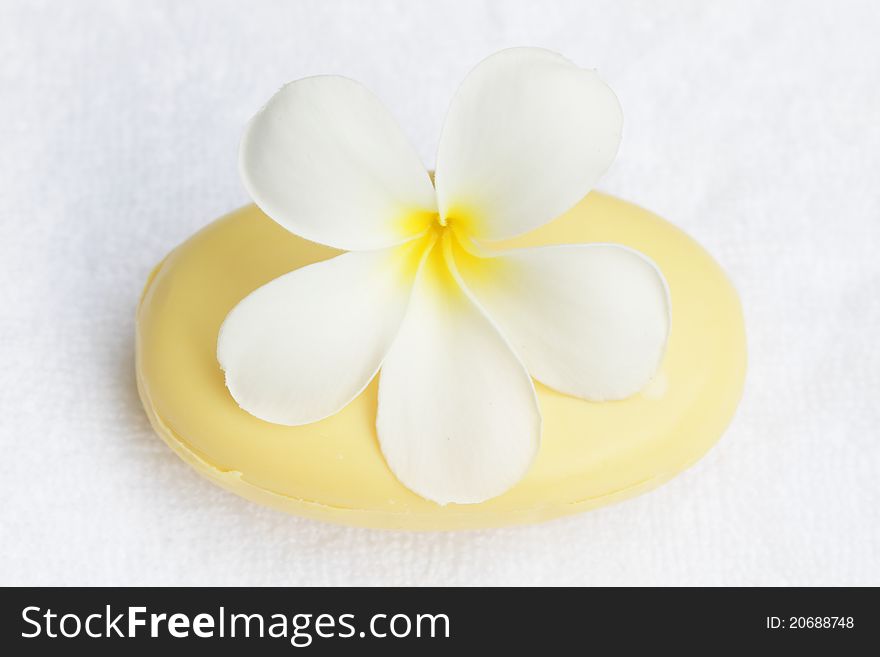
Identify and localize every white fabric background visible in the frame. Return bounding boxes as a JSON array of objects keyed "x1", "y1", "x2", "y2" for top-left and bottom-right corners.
[{"x1": 1, "y1": 0, "x2": 878, "y2": 586}]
